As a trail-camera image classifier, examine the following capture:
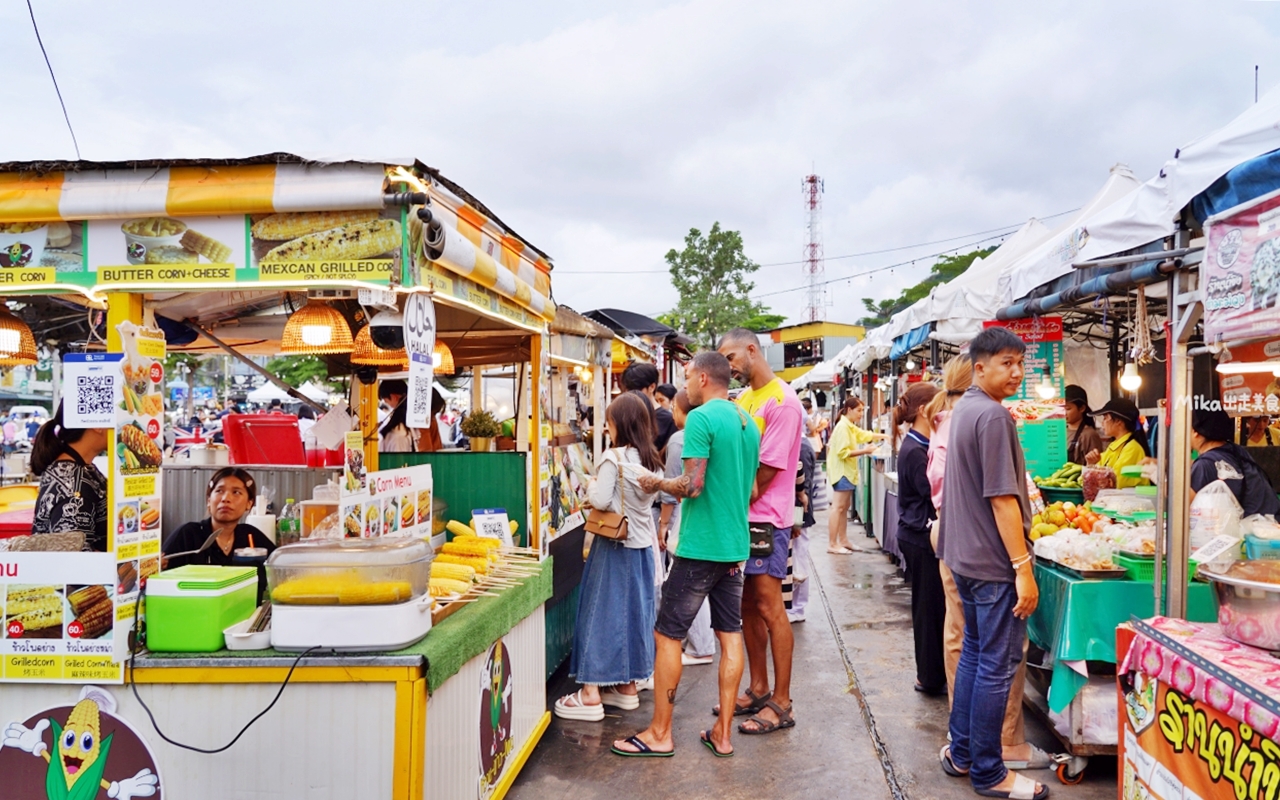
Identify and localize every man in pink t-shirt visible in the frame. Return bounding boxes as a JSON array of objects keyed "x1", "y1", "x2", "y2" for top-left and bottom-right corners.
[{"x1": 719, "y1": 328, "x2": 804, "y2": 736}]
